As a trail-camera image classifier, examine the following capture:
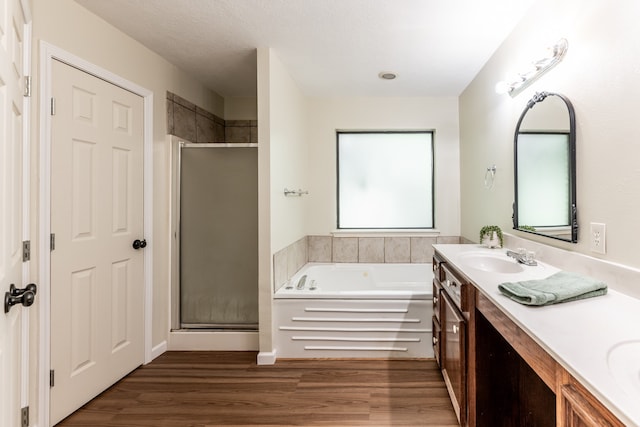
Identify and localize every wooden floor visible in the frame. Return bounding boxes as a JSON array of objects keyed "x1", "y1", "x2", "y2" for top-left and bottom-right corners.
[{"x1": 57, "y1": 351, "x2": 458, "y2": 427}]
